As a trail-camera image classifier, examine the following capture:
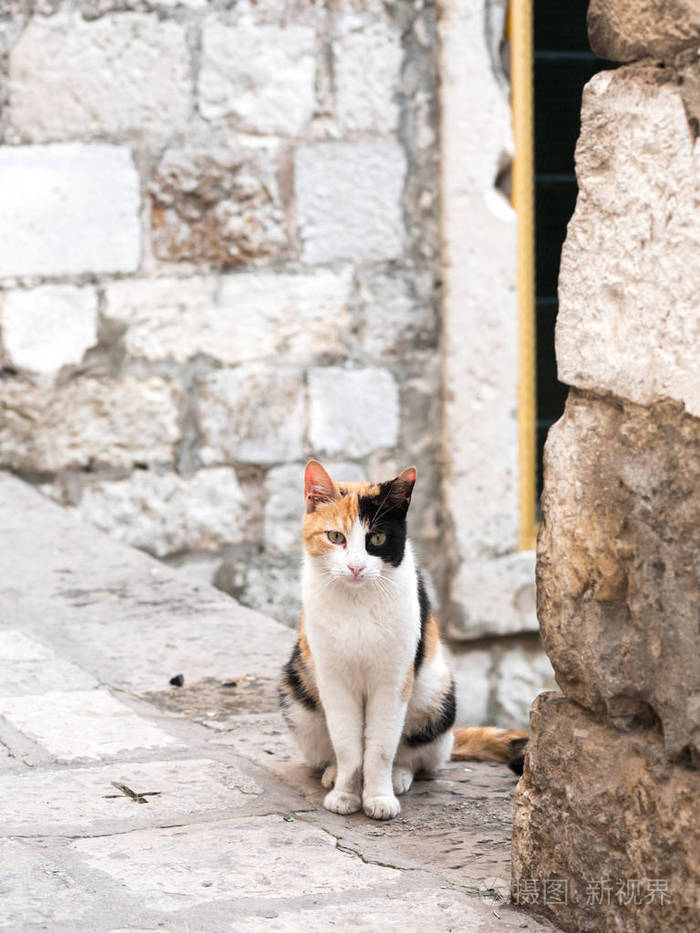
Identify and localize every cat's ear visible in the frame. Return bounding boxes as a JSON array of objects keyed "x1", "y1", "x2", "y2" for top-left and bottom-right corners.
[
  {"x1": 304, "y1": 460, "x2": 337, "y2": 513},
  {"x1": 388, "y1": 466, "x2": 417, "y2": 512}
]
